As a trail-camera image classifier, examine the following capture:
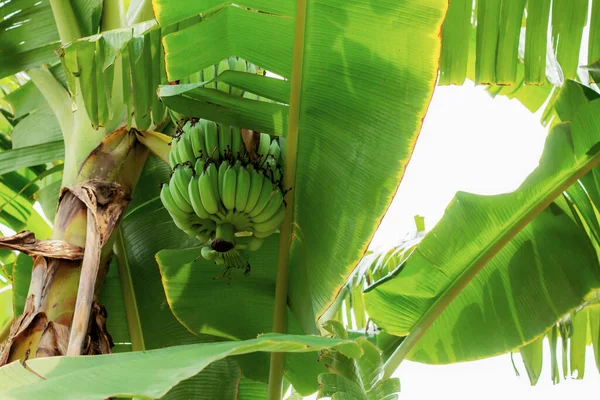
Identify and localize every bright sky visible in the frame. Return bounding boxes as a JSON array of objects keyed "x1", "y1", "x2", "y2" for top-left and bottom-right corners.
[{"x1": 371, "y1": 83, "x2": 600, "y2": 398}]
